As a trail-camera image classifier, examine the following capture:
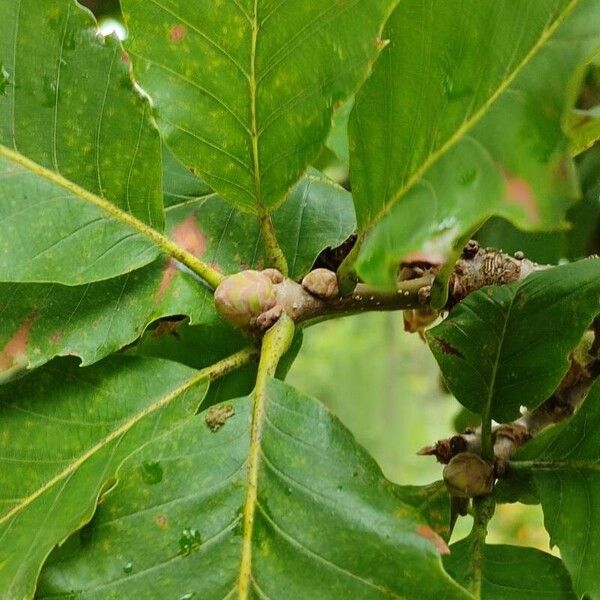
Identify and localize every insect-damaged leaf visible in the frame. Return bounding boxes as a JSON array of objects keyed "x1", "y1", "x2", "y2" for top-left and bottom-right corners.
[
  {"x1": 0, "y1": 356, "x2": 208, "y2": 599},
  {"x1": 428, "y1": 259, "x2": 600, "y2": 422},
  {"x1": 38, "y1": 380, "x2": 470, "y2": 600},
  {"x1": 121, "y1": 0, "x2": 398, "y2": 214},
  {"x1": 0, "y1": 0, "x2": 163, "y2": 284}
]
